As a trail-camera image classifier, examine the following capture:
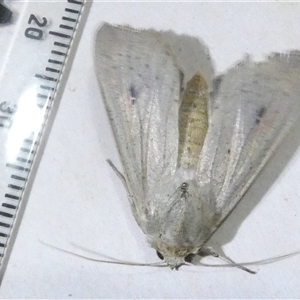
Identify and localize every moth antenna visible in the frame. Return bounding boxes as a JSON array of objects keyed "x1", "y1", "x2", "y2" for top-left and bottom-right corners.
[
  {"x1": 197, "y1": 250, "x2": 300, "y2": 273},
  {"x1": 230, "y1": 250, "x2": 300, "y2": 267},
  {"x1": 40, "y1": 240, "x2": 166, "y2": 267}
]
